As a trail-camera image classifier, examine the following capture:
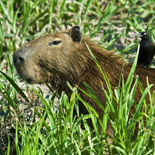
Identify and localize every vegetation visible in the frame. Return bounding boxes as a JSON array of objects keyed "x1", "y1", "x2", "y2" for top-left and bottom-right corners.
[{"x1": 0, "y1": 0, "x2": 155, "y2": 154}]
